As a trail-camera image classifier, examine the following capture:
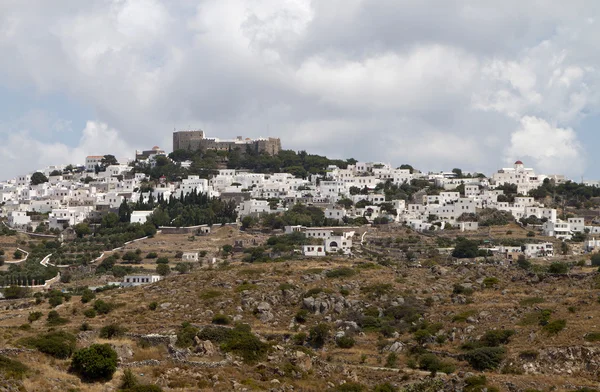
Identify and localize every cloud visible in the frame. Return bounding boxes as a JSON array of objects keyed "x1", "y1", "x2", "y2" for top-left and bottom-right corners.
[
  {"x1": 1, "y1": 1, "x2": 600, "y2": 179},
  {"x1": 0, "y1": 120, "x2": 133, "y2": 179},
  {"x1": 505, "y1": 116, "x2": 584, "y2": 177}
]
